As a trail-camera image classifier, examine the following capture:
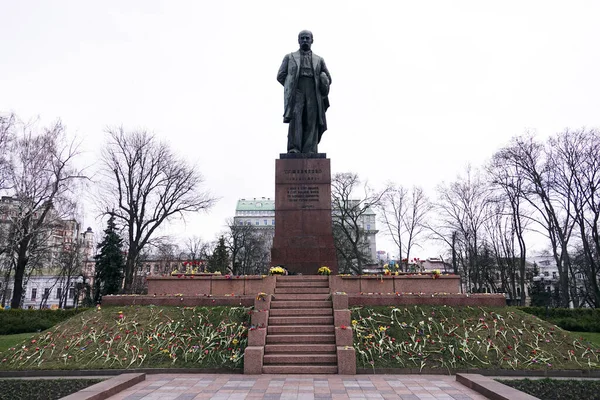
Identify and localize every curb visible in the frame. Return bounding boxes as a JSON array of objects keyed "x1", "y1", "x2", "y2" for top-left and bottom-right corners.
[
  {"x1": 356, "y1": 368, "x2": 600, "y2": 377},
  {"x1": 0, "y1": 368, "x2": 242, "y2": 378},
  {"x1": 59, "y1": 373, "x2": 145, "y2": 400},
  {"x1": 456, "y1": 373, "x2": 538, "y2": 400}
]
